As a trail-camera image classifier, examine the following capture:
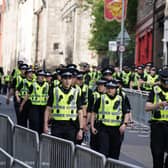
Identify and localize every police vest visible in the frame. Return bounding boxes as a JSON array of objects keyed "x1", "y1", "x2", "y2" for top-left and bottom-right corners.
[
  {"x1": 31, "y1": 82, "x2": 49, "y2": 106},
  {"x1": 144, "y1": 74, "x2": 158, "y2": 91},
  {"x1": 53, "y1": 80, "x2": 60, "y2": 87},
  {"x1": 122, "y1": 71, "x2": 131, "y2": 86},
  {"x1": 15, "y1": 75, "x2": 24, "y2": 89},
  {"x1": 98, "y1": 94, "x2": 122, "y2": 126},
  {"x1": 19, "y1": 79, "x2": 33, "y2": 98},
  {"x1": 4, "y1": 75, "x2": 11, "y2": 82},
  {"x1": 81, "y1": 84, "x2": 89, "y2": 105},
  {"x1": 74, "y1": 84, "x2": 82, "y2": 97},
  {"x1": 132, "y1": 72, "x2": 140, "y2": 87},
  {"x1": 89, "y1": 71, "x2": 97, "y2": 89},
  {"x1": 93, "y1": 91, "x2": 101, "y2": 105},
  {"x1": 152, "y1": 85, "x2": 168, "y2": 121},
  {"x1": 13, "y1": 68, "x2": 21, "y2": 79},
  {"x1": 52, "y1": 86, "x2": 78, "y2": 121}
]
